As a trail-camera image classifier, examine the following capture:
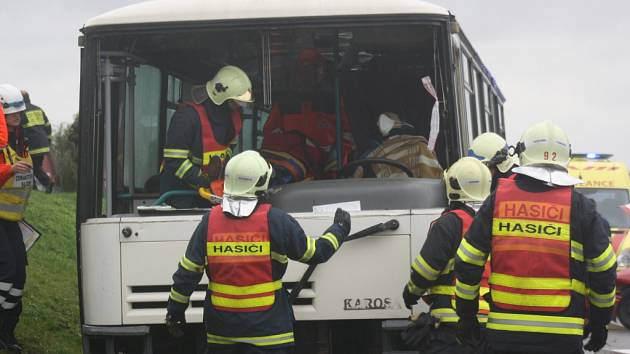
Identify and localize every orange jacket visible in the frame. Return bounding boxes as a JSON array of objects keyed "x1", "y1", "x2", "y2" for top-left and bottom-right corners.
[{"x1": 0, "y1": 106, "x2": 10, "y2": 185}]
